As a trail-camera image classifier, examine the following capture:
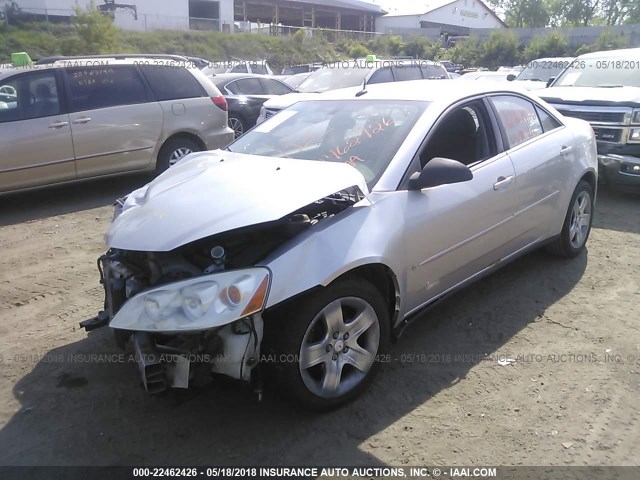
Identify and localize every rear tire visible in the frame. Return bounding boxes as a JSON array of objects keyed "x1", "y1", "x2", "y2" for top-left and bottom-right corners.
[
  {"x1": 546, "y1": 180, "x2": 594, "y2": 258},
  {"x1": 156, "y1": 137, "x2": 201, "y2": 173},
  {"x1": 228, "y1": 115, "x2": 246, "y2": 139},
  {"x1": 265, "y1": 279, "x2": 389, "y2": 411}
]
